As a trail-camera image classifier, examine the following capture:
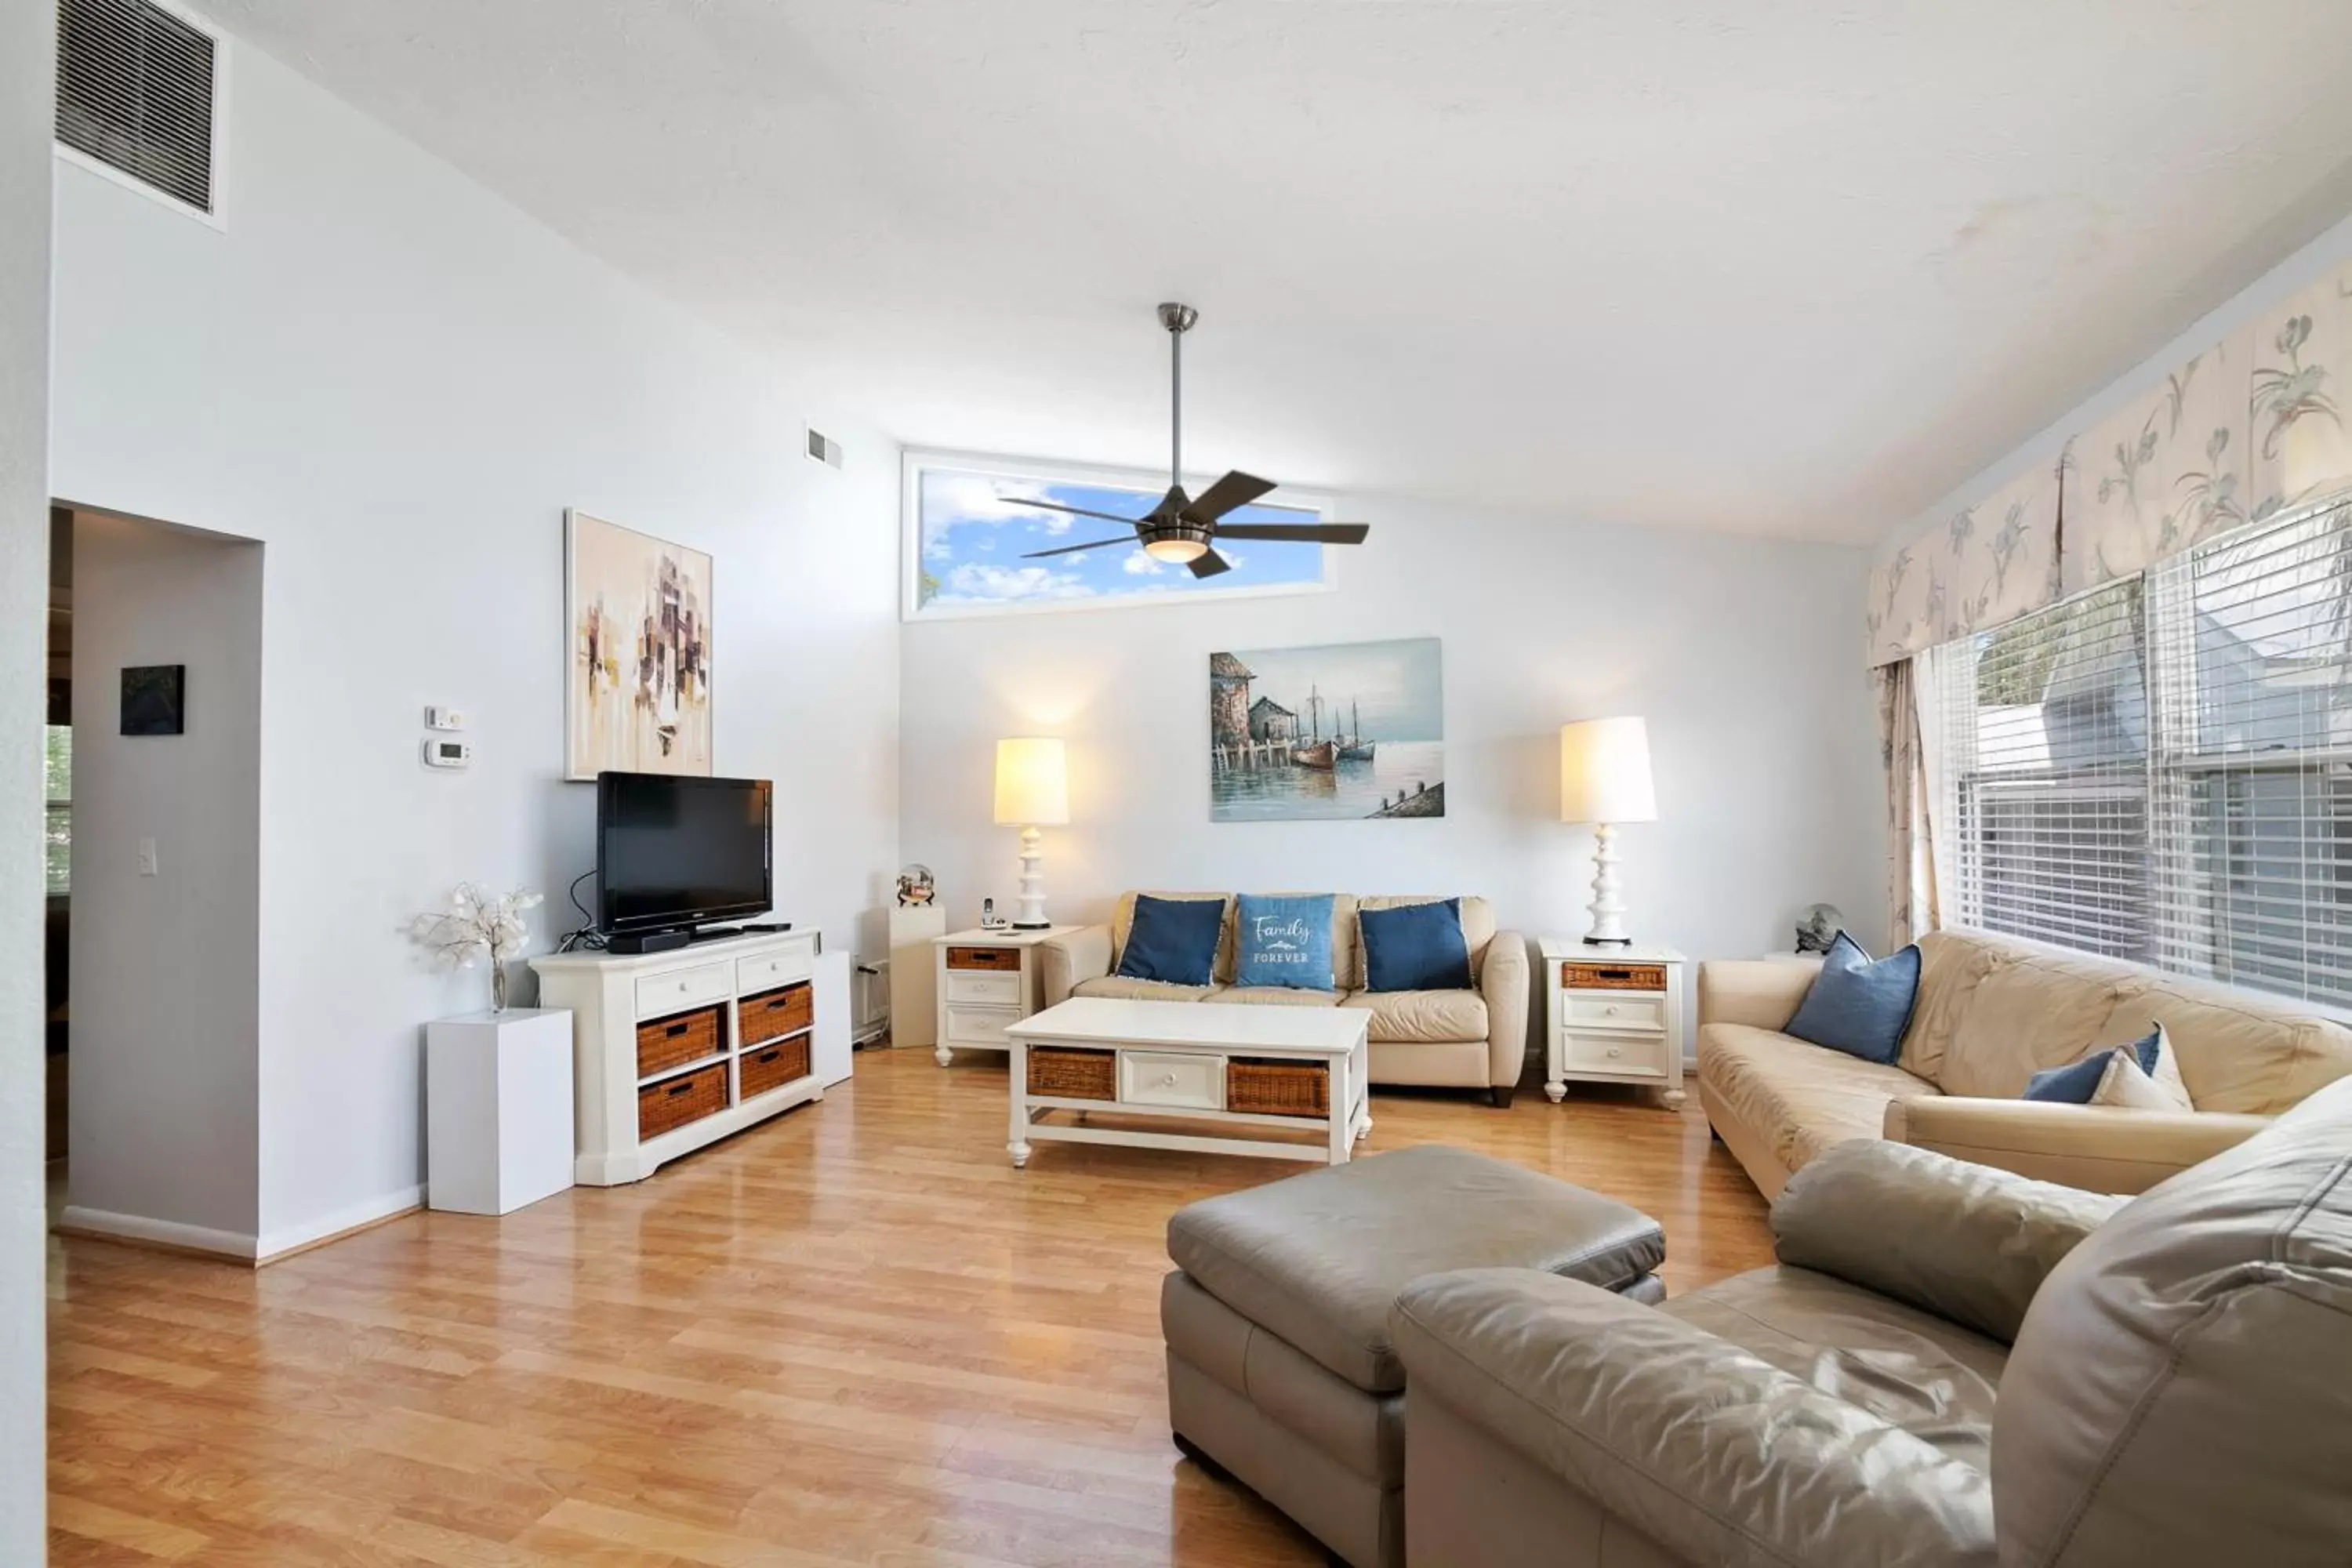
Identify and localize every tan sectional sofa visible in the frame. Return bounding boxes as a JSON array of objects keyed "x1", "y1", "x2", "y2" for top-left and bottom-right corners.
[
  {"x1": 1698, "y1": 926, "x2": 2352, "y2": 1196},
  {"x1": 1040, "y1": 891, "x2": 1529, "y2": 1105}
]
